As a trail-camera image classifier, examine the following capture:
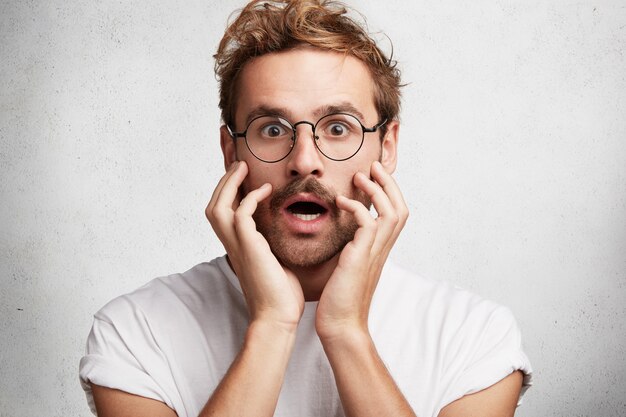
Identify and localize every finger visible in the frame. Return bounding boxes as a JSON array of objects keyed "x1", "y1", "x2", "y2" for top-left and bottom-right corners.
[
  {"x1": 370, "y1": 161, "x2": 409, "y2": 226},
  {"x1": 211, "y1": 161, "x2": 249, "y2": 214},
  {"x1": 352, "y1": 171, "x2": 398, "y2": 244},
  {"x1": 208, "y1": 161, "x2": 240, "y2": 205},
  {"x1": 354, "y1": 166, "x2": 408, "y2": 257},
  {"x1": 206, "y1": 161, "x2": 249, "y2": 251},
  {"x1": 233, "y1": 183, "x2": 272, "y2": 243},
  {"x1": 206, "y1": 160, "x2": 244, "y2": 216},
  {"x1": 336, "y1": 195, "x2": 377, "y2": 253},
  {"x1": 353, "y1": 171, "x2": 396, "y2": 222},
  {"x1": 368, "y1": 162, "x2": 409, "y2": 255}
]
